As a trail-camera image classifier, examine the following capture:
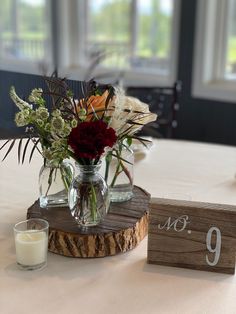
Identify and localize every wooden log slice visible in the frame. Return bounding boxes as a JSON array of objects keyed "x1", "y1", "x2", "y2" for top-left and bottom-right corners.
[{"x1": 27, "y1": 186, "x2": 150, "y2": 258}]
